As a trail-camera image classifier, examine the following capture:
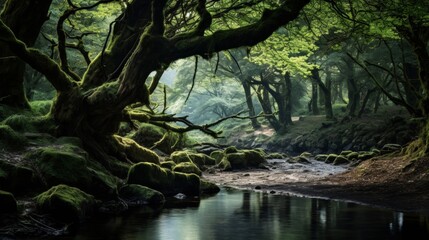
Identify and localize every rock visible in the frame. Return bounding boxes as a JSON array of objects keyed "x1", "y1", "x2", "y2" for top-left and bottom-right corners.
[
  {"x1": 210, "y1": 150, "x2": 225, "y2": 164},
  {"x1": 340, "y1": 150, "x2": 353, "y2": 156},
  {"x1": 127, "y1": 162, "x2": 201, "y2": 197},
  {"x1": 241, "y1": 150, "x2": 267, "y2": 167},
  {"x1": 287, "y1": 156, "x2": 311, "y2": 164},
  {"x1": 224, "y1": 146, "x2": 238, "y2": 154},
  {"x1": 325, "y1": 154, "x2": 338, "y2": 163},
  {"x1": 314, "y1": 154, "x2": 328, "y2": 162},
  {"x1": 200, "y1": 180, "x2": 220, "y2": 195},
  {"x1": 174, "y1": 193, "x2": 187, "y2": 200},
  {"x1": 171, "y1": 151, "x2": 216, "y2": 169},
  {"x1": 266, "y1": 152, "x2": 285, "y2": 159},
  {"x1": 346, "y1": 152, "x2": 359, "y2": 160},
  {"x1": 35, "y1": 185, "x2": 96, "y2": 221},
  {"x1": 160, "y1": 161, "x2": 176, "y2": 170},
  {"x1": 119, "y1": 184, "x2": 165, "y2": 205},
  {"x1": 0, "y1": 161, "x2": 34, "y2": 193},
  {"x1": 27, "y1": 146, "x2": 117, "y2": 199},
  {"x1": 358, "y1": 151, "x2": 377, "y2": 161},
  {"x1": 0, "y1": 125, "x2": 28, "y2": 150},
  {"x1": 225, "y1": 153, "x2": 247, "y2": 169},
  {"x1": 333, "y1": 155, "x2": 350, "y2": 165},
  {"x1": 173, "y1": 162, "x2": 202, "y2": 176},
  {"x1": 300, "y1": 152, "x2": 312, "y2": 158},
  {"x1": 218, "y1": 157, "x2": 232, "y2": 171},
  {"x1": 0, "y1": 190, "x2": 17, "y2": 213},
  {"x1": 114, "y1": 136, "x2": 160, "y2": 164}
]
